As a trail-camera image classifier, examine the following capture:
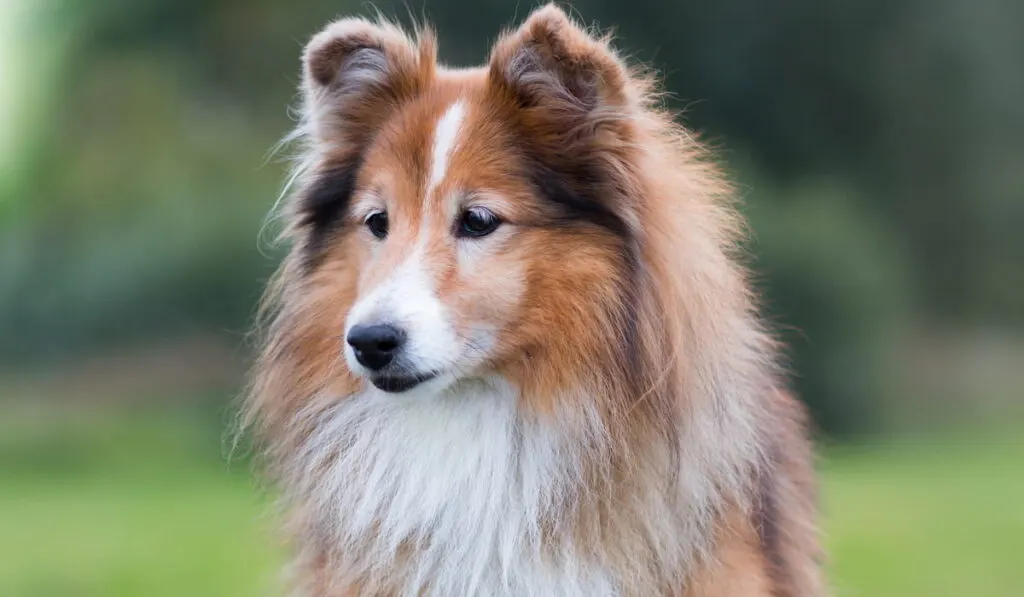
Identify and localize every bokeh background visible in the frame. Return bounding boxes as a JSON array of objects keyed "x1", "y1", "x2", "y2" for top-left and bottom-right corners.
[{"x1": 1, "y1": 0, "x2": 1022, "y2": 595}]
